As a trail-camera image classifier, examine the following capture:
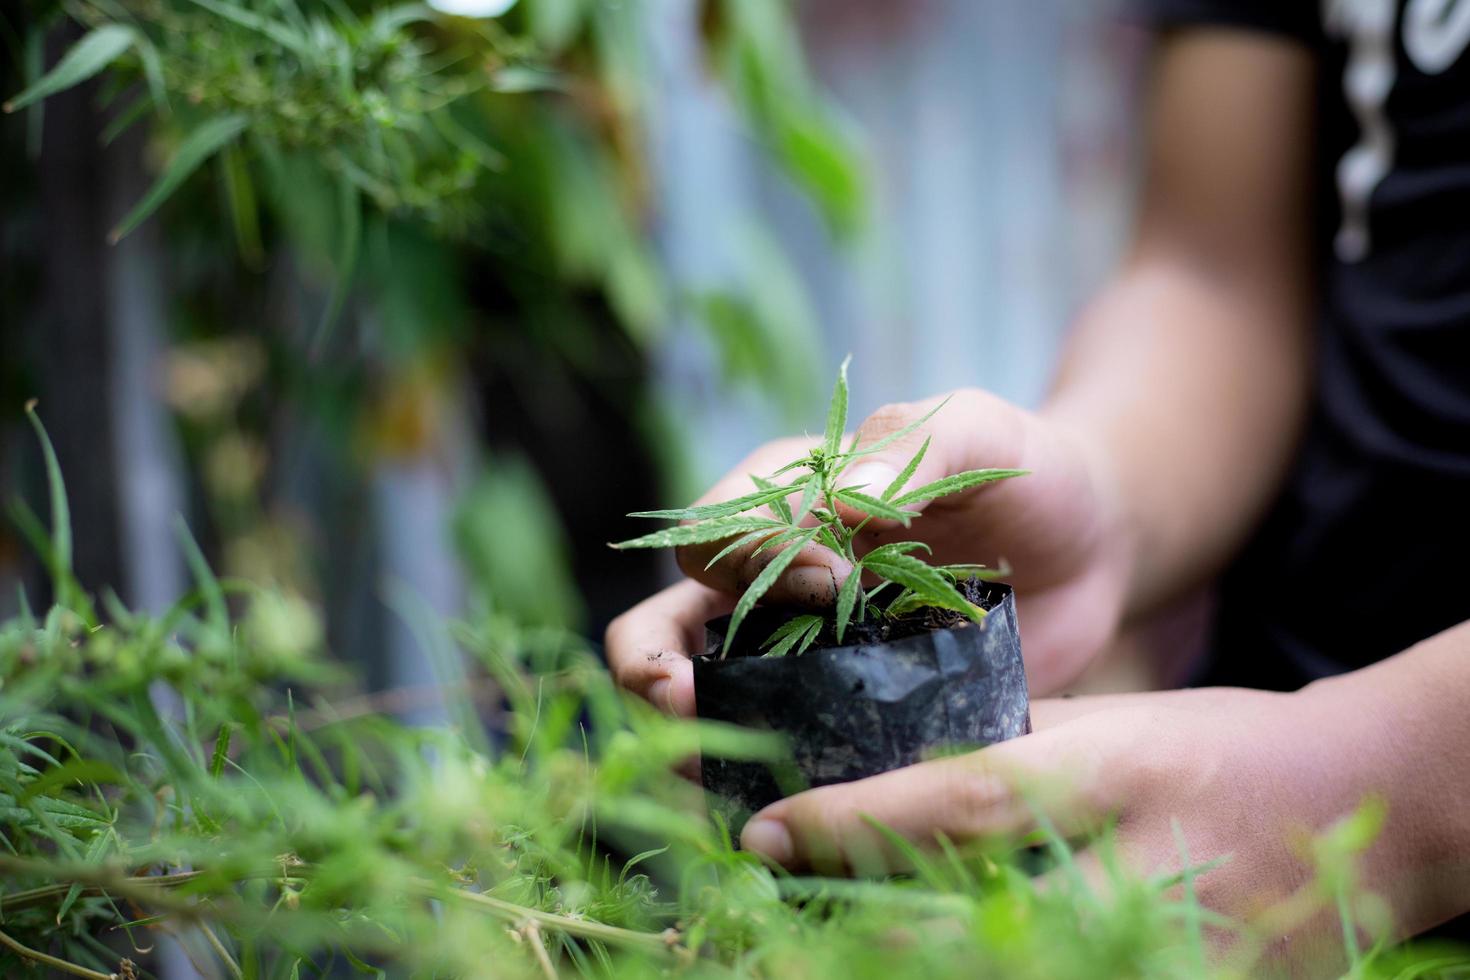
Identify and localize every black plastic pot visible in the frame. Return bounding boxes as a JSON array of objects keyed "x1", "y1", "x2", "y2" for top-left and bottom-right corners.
[{"x1": 693, "y1": 581, "x2": 1030, "y2": 830}]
